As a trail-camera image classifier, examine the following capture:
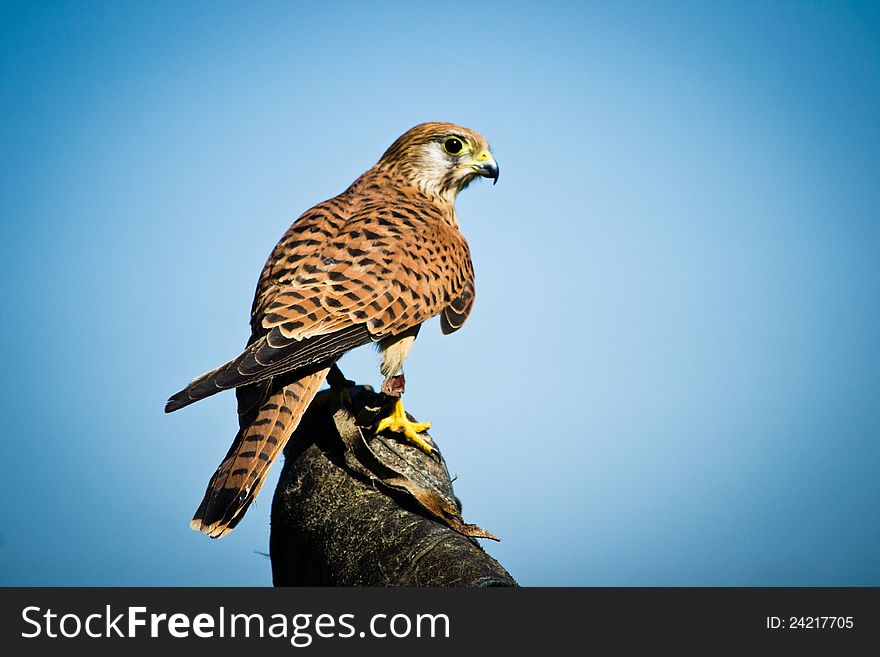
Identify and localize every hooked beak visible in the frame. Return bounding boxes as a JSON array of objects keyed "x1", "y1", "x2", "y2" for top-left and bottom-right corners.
[{"x1": 476, "y1": 157, "x2": 500, "y2": 185}]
